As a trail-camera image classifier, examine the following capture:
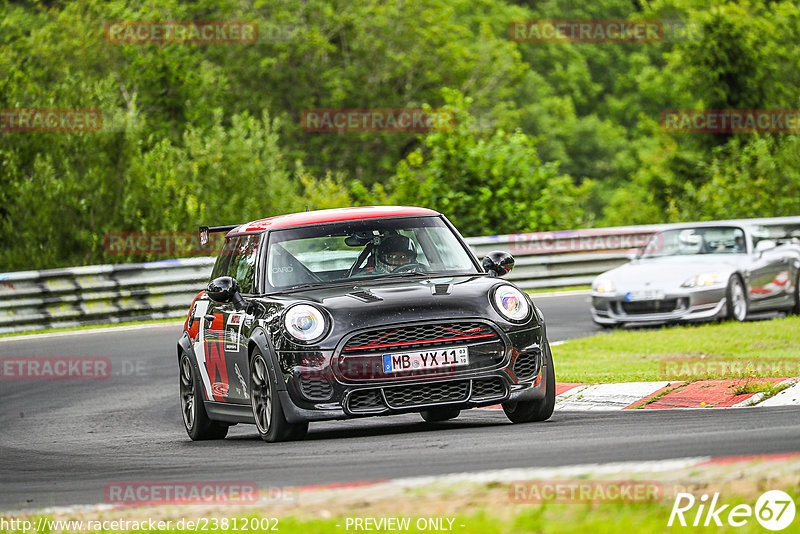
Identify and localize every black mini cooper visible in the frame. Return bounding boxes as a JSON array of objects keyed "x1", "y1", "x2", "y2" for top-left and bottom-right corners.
[{"x1": 177, "y1": 206, "x2": 555, "y2": 442}]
